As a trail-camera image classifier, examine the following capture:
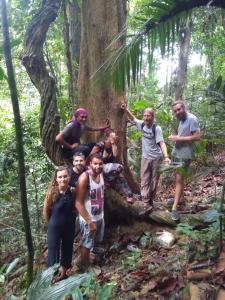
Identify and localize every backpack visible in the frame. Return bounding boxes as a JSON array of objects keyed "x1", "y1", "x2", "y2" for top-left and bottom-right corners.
[
  {"x1": 141, "y1": 122, "x2": 160, "y2": 146},
  {"x1": 141, "y1": 122, "x2": 156, "y2": 137}
]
